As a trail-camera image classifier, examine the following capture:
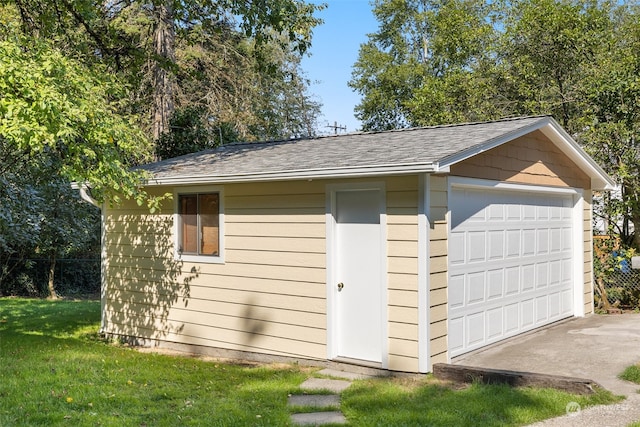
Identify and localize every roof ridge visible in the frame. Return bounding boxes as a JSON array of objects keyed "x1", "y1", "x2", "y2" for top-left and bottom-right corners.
[{"x1": 221, "y1": 115, "x2": 550, "y2": 148}]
